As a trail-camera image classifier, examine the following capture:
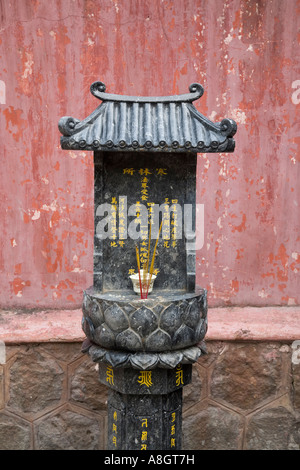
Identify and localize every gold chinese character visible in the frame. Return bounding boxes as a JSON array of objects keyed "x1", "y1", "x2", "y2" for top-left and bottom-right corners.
[
  {"x1": 141, "y1": 418, "x2": 148, "y2": 427},
  {"x1": 171, "y1": 438, "x2": 175, "y2": 447},
  {"x1": 123, "y1": 168, "x2": 135, "y2": 175},
  {"x1": 111, "y1": 197, "x2": 117, "y2": 204},
  {"x1": 171, "y1": 424, "x2": 175, "y2": 435},
  {"x1": 106, "y1": 366, "x2": 114, "y2": 385},
  {"x1": 112, "y1": 423, "x2": 117, "y2": 433},
  {"x1": 171, "y1": 412, "x2": 176, "y2": 423},
  {"x1": 176, "y1": 364, "x2": 184, "y2": 387},
  {"x1": 128, "y1": 269, "x2": 135, "y2": 275},
  {"x1": 141, "y1": 431, "x2": 148, "y2": 441},
  {"x1": 113, "y1": 411, "x2": 118, "y2": 421},
  {"x1": 156, "y1": 168, "x2": 167, "y2": 176},
  {"x1": 112, "y1": 435, "x2": 117, "y2": 447},
  {"x1": 138, "y1": 371, "x2": 152, "y2": 387},
  {"x1": 141, "y1": 444, "x2": 147, "y2": 450},
  {"x1": 139, "y1": 168, "x2": 152, "y2": 175}
]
